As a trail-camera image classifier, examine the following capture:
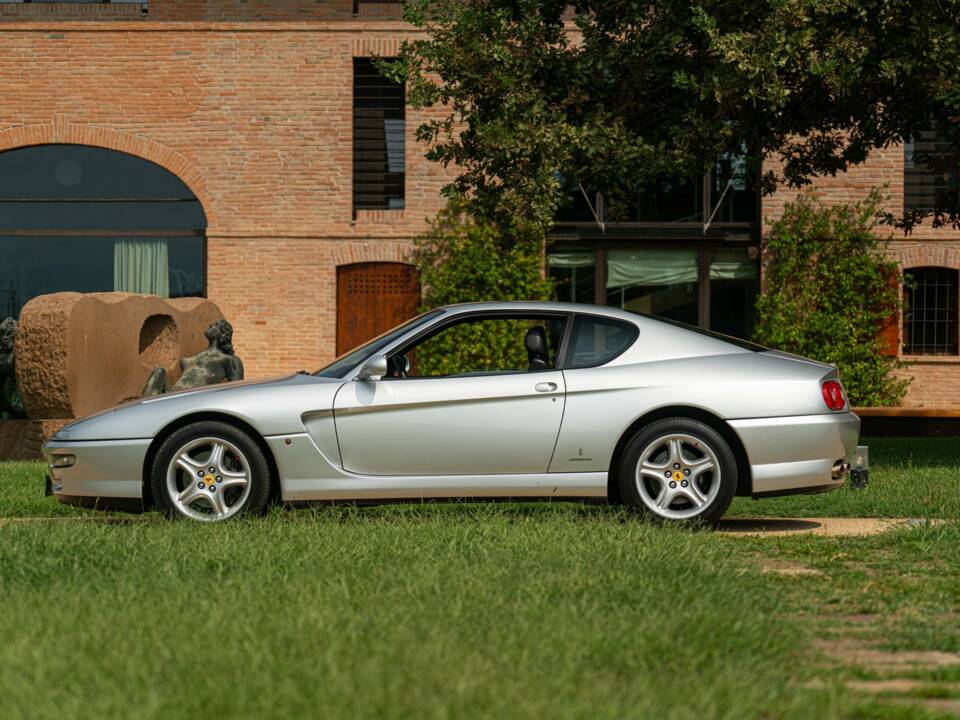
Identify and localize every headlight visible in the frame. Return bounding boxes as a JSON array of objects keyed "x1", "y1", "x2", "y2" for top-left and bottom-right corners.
[{"x1": 49, "y1": 454, "x2": 76, "y2": 468}]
